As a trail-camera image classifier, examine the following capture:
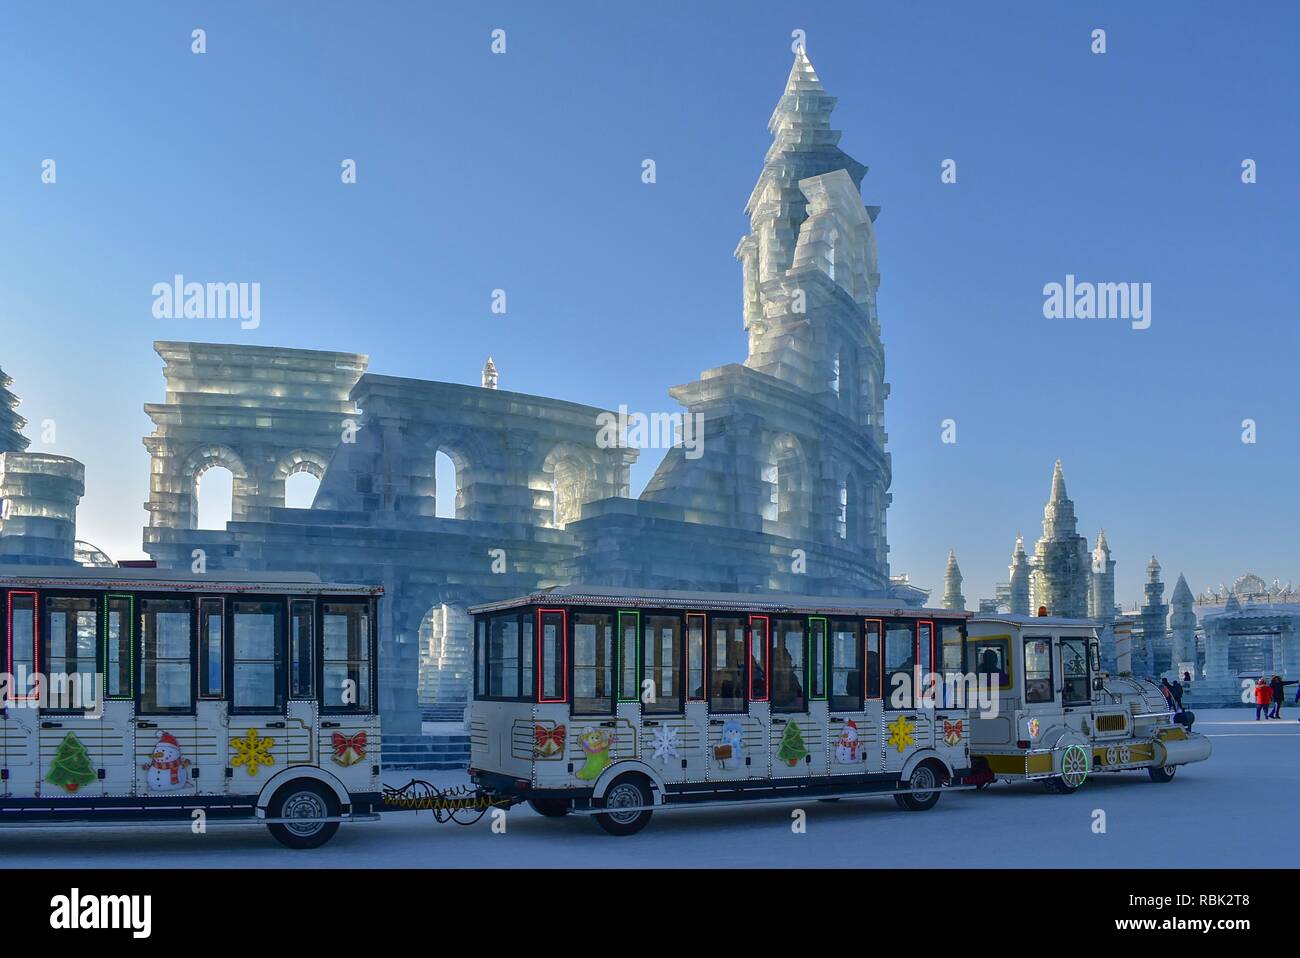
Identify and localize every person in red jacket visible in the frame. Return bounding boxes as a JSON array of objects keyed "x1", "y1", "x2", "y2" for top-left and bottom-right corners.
[{"x1": 1255, "y1": 678, "x2": 1273, "y2": 720}]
